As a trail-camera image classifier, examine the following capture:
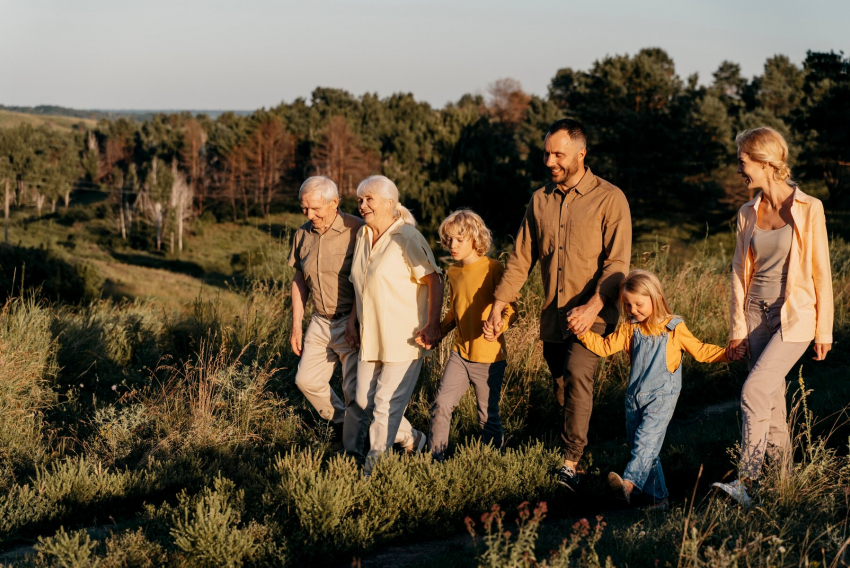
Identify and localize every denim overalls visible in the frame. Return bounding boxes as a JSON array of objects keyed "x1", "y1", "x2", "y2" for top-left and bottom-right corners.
[{"x1": 623, "y1": 317, "x2": 683, "y2": 500}]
